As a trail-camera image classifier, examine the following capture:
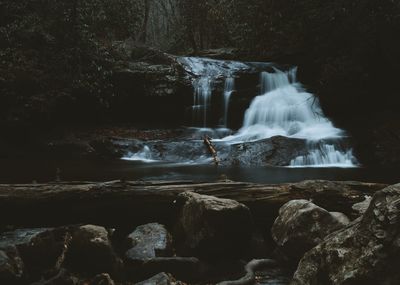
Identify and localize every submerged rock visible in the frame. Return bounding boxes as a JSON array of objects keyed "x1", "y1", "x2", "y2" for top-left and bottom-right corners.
[
  {"x1": 271, "y1": 200, "x2": 349, "y2": 263},
  {"x1": 291, "y1": 183, "x2": 400, "y2": 285},
  {"x1": 125, "y1": 223, "x2": 173, "y2": 262},
  {"x1": 175, "y1": 191, "x2": 253, "y2": 258}
]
